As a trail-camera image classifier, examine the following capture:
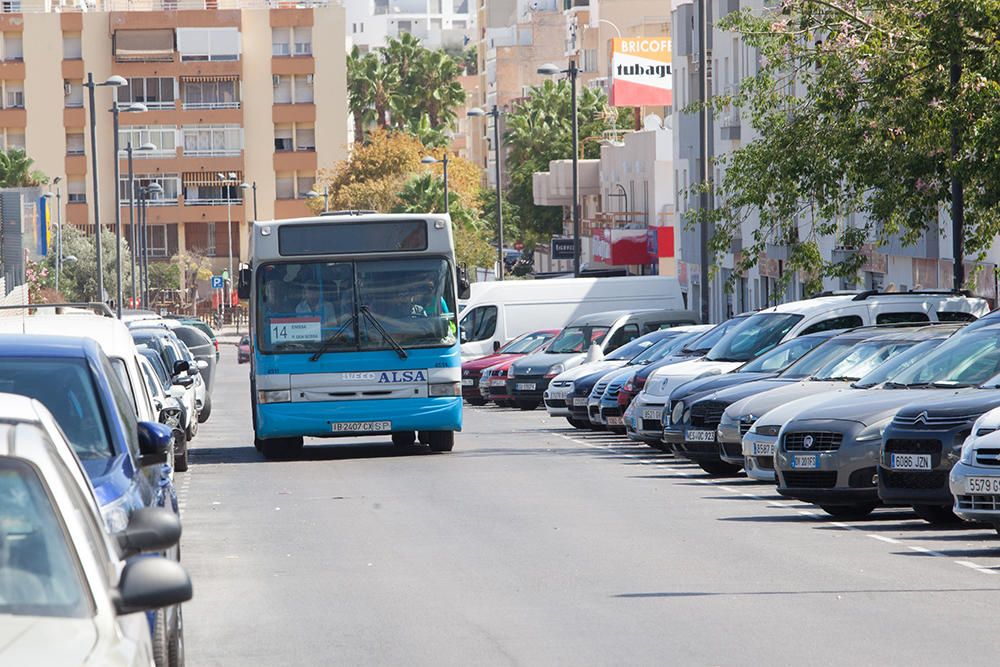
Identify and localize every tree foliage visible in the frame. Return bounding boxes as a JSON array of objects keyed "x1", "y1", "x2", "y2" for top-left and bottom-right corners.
[
  {"x1": 316, "y1": 129, "x2": 425, "y2": 212},
  {"x1": 701, "y1": 0, "x2": 1000, "y2": 292},
  {"x1": 39, "y1": 225, "x2": 131, "y2": 302},
  {"x1": 0, "y1": 148, "x2": 48, "y2": 187},
  {"x1": 504, "y1": 80, "x2": 630, "y2": 237}
]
